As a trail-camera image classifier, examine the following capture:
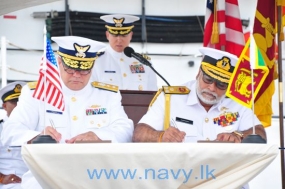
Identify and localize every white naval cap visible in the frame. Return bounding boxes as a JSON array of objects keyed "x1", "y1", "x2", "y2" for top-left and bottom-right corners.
[
  {"x1": 100, "y1": 14, "x2": 140, "y2": 35},
  {"x1": 51, "y1": 36, "x2": 106, "y2": 70},
  {"x1": 0, "y1": 81, "x2": 26, "y2": 103},
  {"x1": 199, "y1": 47, "x2": 238, "y2": 83}
]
